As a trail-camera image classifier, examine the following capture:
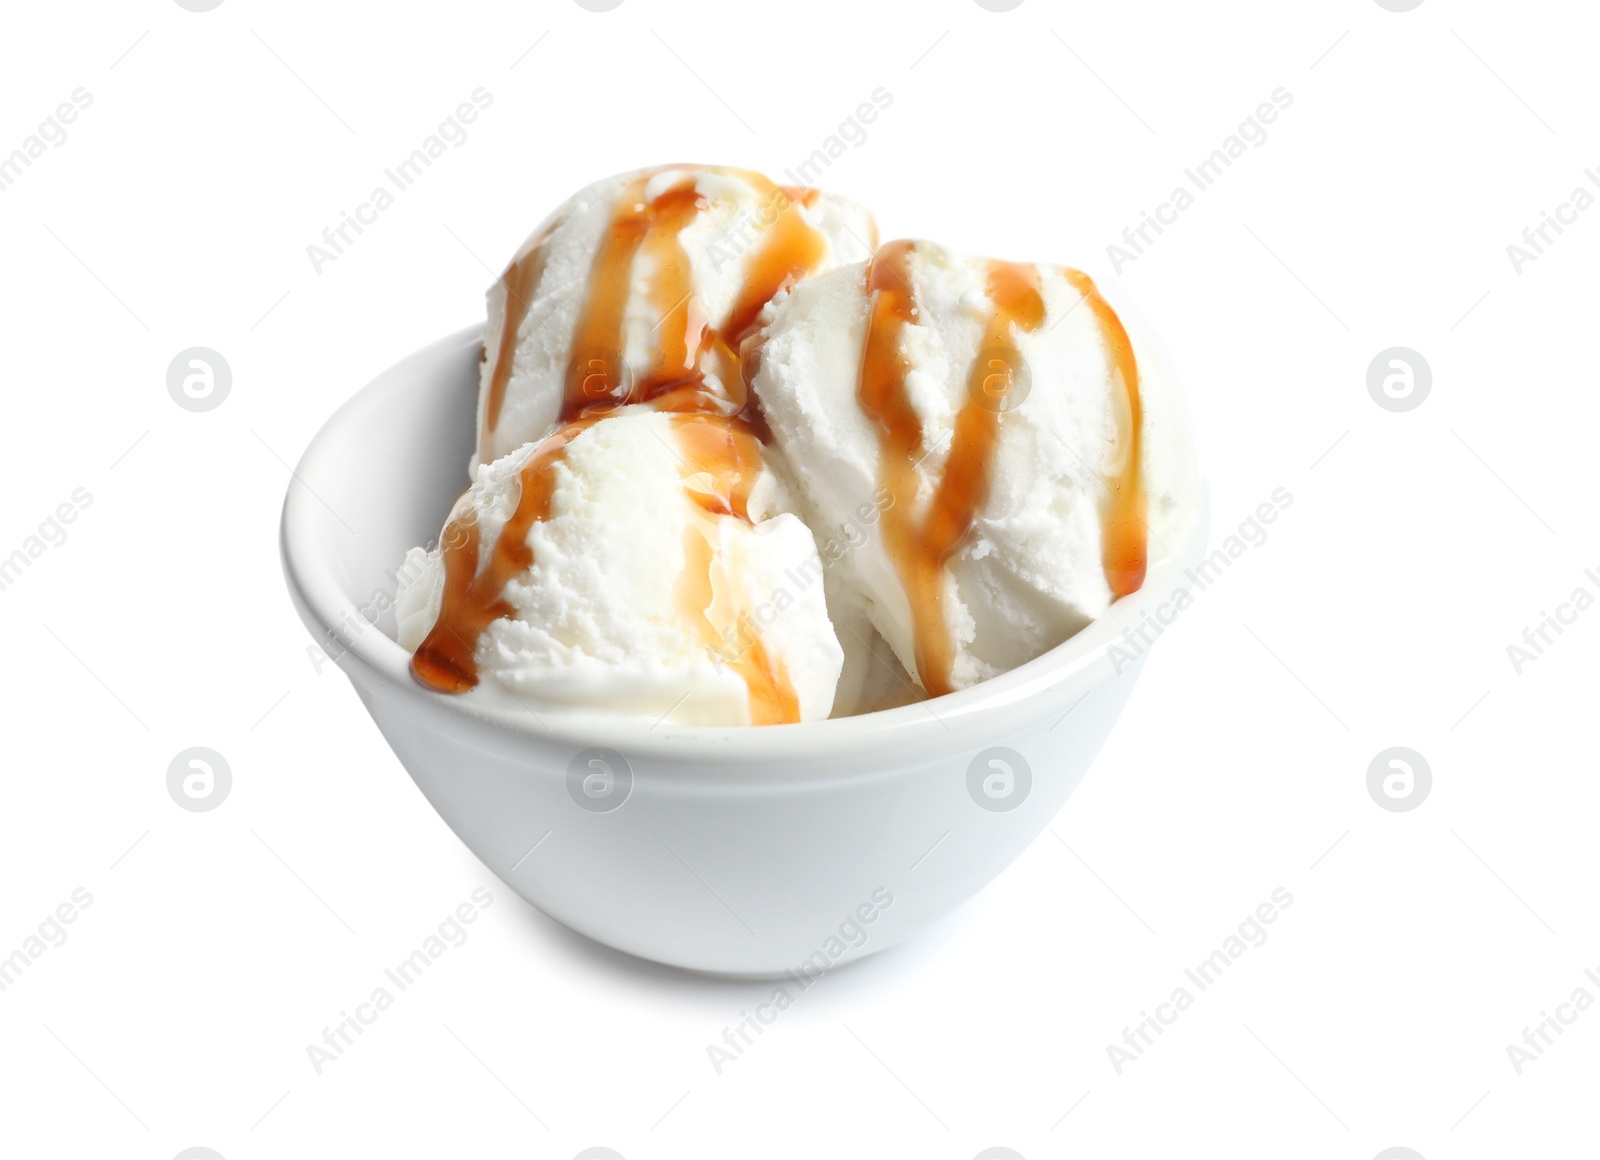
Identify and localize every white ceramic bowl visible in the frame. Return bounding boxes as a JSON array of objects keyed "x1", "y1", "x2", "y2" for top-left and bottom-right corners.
[{"x1": 280, "y1": 326, "x2": 1207, "y2": 976}]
